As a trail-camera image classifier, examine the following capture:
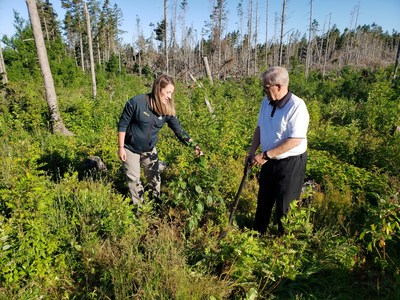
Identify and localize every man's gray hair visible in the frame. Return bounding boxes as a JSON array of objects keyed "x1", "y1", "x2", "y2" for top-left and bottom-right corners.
[{"x1": 262, "y1": 66, "x2": 289, "y2": 86}]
